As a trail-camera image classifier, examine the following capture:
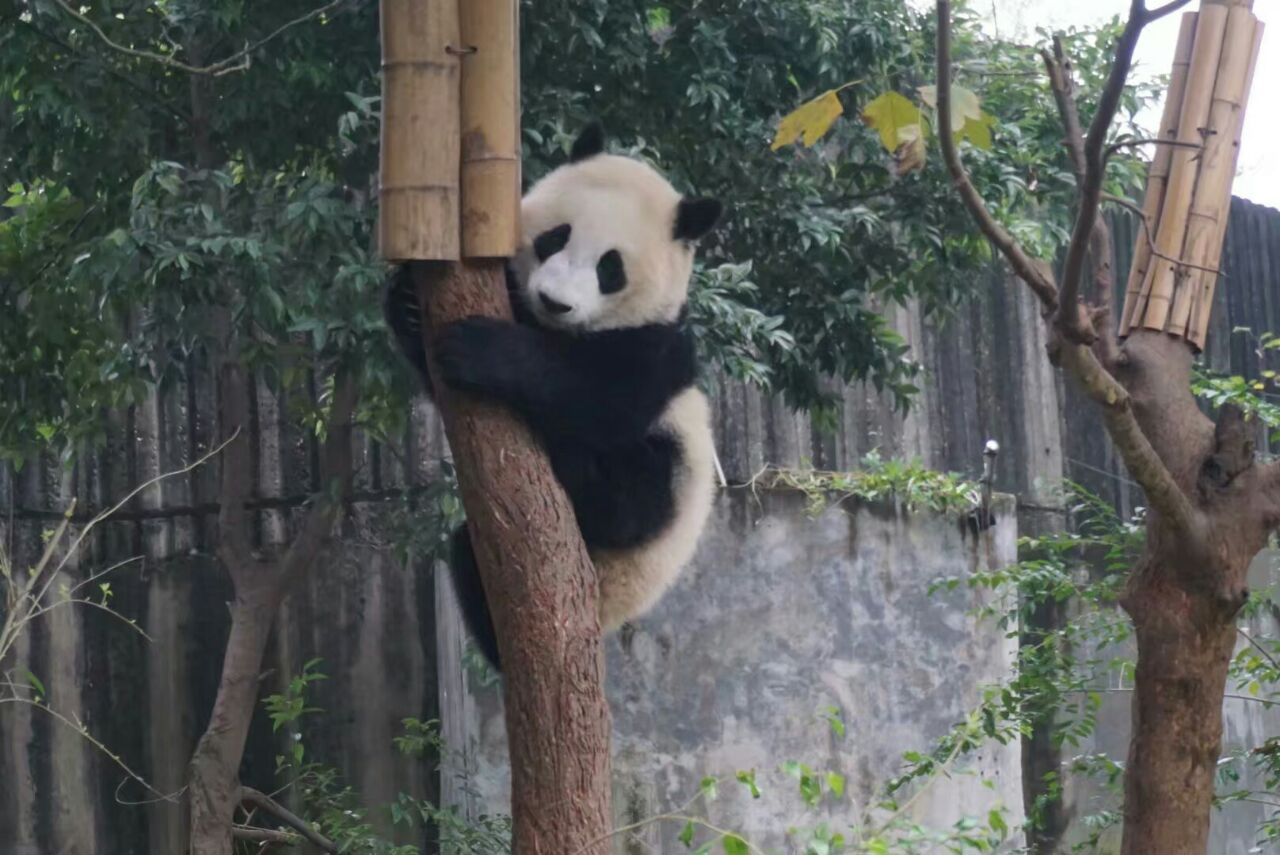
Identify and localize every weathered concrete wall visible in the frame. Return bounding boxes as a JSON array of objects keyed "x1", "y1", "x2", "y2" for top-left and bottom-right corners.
[{"x1": 440, "y1": 489, "x2": 1023, "y2": 852}]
